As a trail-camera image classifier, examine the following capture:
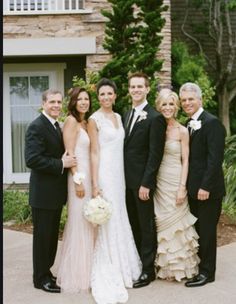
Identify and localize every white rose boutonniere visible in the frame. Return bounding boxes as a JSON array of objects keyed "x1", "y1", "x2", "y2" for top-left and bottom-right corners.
[
  {"x1": 137, "y1": 110, "x2": 148, "y2": 122},
  {"x1": 189, "y1": 120, "x2": 202, "y2": 132}
]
